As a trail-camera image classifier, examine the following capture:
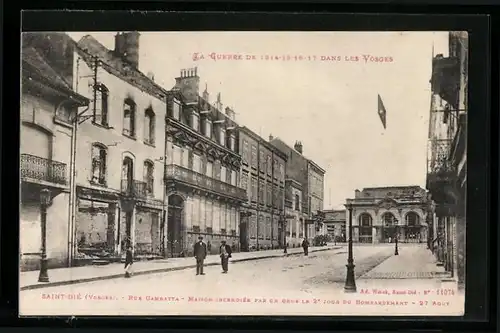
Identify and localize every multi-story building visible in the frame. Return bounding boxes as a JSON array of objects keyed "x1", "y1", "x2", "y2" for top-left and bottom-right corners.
[
  {"x1": 307, "y1": 159, "x2": 326, "y2": 238},
  {"x1": 323, "y1": 209, "x2": 346, "y2": 242},
  {"x1": 269, "y1": 138, "x2": 325, "y2": 245},
  {"x1": 71, "y1": 32, "x2": 170, "y2": 264},
  {"x1": 427, "y1": 31, "x2": 467, "y2": 288},
  {"x1": 238, "y1": 128, "x2": 286, "y2": 251},
  {"x1": 345, "y1": 186, "x2": 432, "y2": 244},
  {"x1": 164, "y1": 69, "x2": 247, "y2": 256},
  {"x1": 20, "y1": 33, "x2": 90, "y2": 270}
]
